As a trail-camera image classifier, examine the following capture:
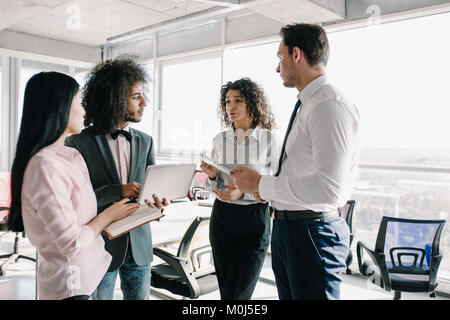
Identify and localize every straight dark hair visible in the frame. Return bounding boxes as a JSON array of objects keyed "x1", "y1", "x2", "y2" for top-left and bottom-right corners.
[
  {"x1": 280, "y1": 23, "x2": 330, "y2": 66},
  {"x1": 7, "y1": 72, "x2": 79, "y2": 232}
]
